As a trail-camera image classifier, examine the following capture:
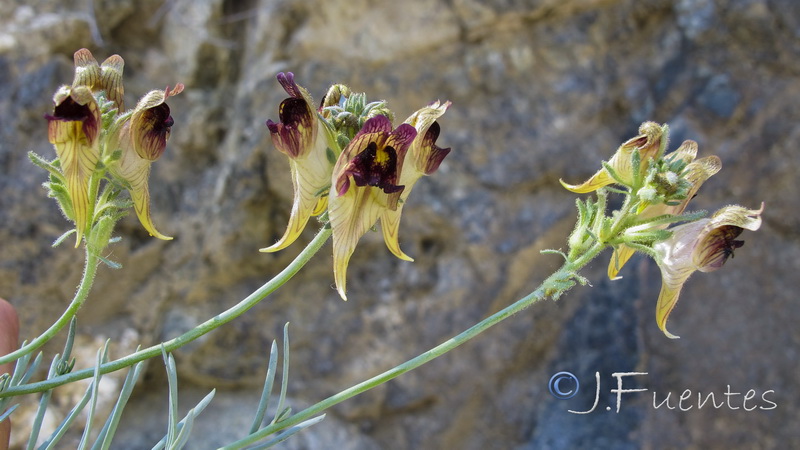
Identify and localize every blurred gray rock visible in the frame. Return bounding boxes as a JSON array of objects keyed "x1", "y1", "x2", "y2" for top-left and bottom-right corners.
[{"x1": 1, "y1": 0, "x2": 797, "y2": 448}]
